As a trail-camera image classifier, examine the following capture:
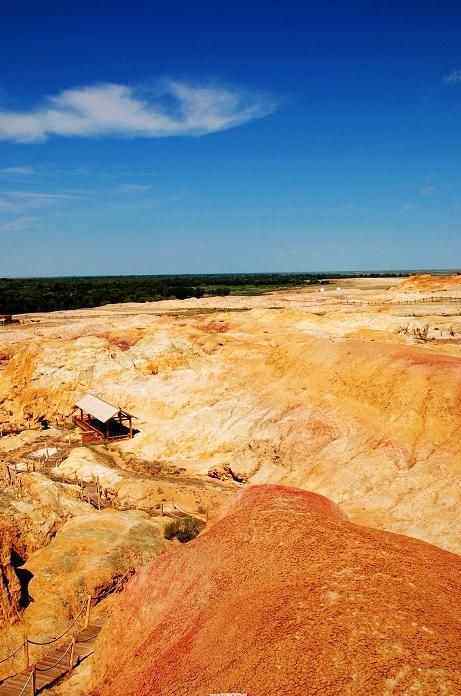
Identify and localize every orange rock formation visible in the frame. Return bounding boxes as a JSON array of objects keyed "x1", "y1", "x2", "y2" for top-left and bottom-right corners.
[
  {"x1": 89, "y1": 485, "x2": 461, "y2": 696},
  {"x1": 397, "y1": 273, "x2": 461, "y2": 292},
  {"x1": 0, "y1": 519, "x2": 22, "y2": 626},
  {"x1": 2, "y1": 278, "x2": 461, "y2": 555}
]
